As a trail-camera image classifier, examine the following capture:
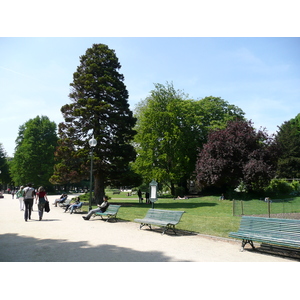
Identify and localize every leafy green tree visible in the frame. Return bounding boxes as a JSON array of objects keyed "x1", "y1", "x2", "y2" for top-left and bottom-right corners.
[
  {"x1": 132, "y1": 82, "x2": 245, "y2": 195},
  {"x1": 10, "y1": 116, "x2": 57, "y2": 188},
  {"x1": 276, "y1": 113, "x2": 300, "y2": 178},
  {"x1": 52, "y1": 44, "x2": 137, "y2": 203},
  {"x1": 195, "y1": 119, "x2": 279, "y2": 192},
  {"x1": 0, "y1": 144, "x2": 11, "y2": 189}
]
